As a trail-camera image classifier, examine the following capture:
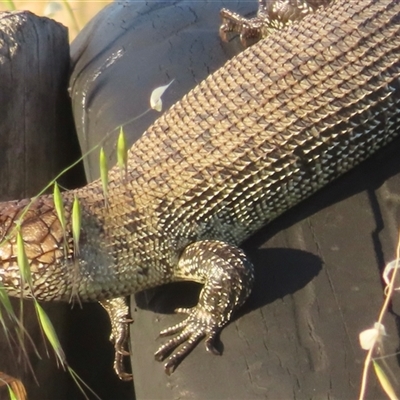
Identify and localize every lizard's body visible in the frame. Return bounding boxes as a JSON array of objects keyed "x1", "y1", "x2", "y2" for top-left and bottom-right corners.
[{"x1": 0, "y1": 0, "x2": 400, "y2": 377}]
